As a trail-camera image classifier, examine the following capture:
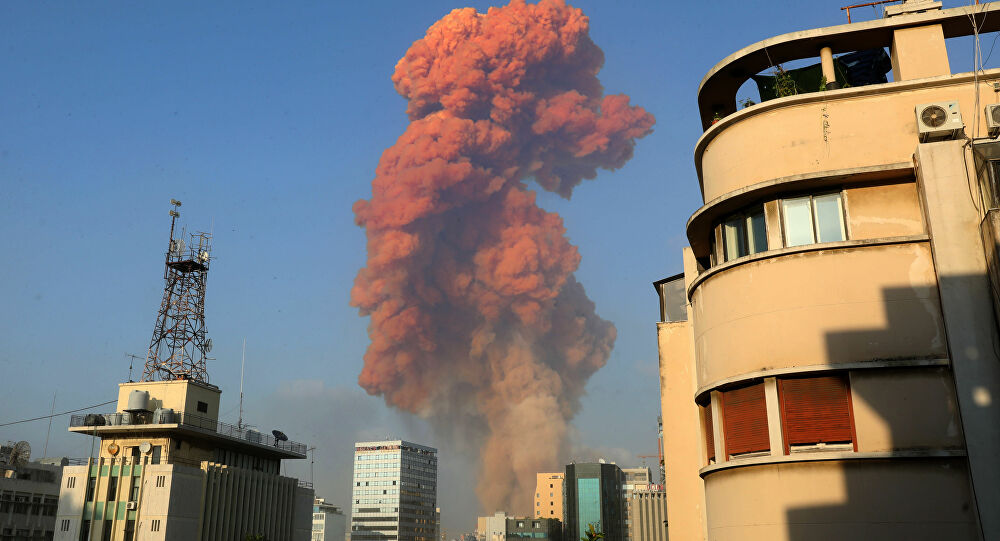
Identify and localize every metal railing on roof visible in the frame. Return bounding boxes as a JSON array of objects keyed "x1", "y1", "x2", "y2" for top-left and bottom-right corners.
[{"x1": 69, "y1": 411, "x2": 307, "y2": 455}]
